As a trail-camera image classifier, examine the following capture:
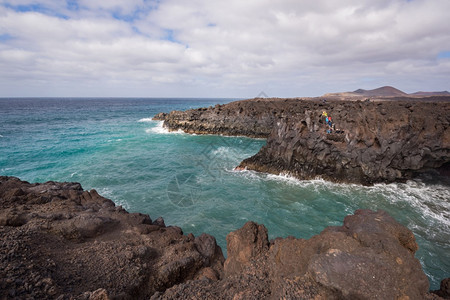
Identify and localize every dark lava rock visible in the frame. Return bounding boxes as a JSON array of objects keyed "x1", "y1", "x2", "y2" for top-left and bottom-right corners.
[
  {"x1": 432, "y1": 278, "x2": 450, "y2": 298},
  {"x1": 156, "y1": 209, "x2": 433, "y2": 300},
  {"x1": 152, "y1": 98, "x2": 289, "y2": 138},
  {"x1": 155, "y1": 97, "x2": 450, "y2": 184},
  {"x1": 238, "y1": 99, "x2": 450, "y2": 185},
  {"x1": 224, "y1": 221, "x2": 269, "y2": 277},
  {"x1": 0, "y1": 176, "x2": 224, "y2": 299}
]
